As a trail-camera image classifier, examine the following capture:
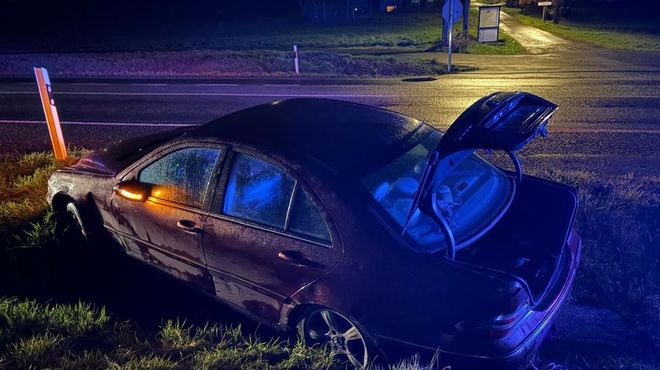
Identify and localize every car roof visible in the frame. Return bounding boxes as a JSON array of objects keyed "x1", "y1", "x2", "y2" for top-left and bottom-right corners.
[{"x1": 191, "y1": 98, "x2": 427, "y2": 176}]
